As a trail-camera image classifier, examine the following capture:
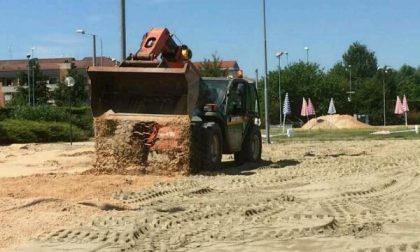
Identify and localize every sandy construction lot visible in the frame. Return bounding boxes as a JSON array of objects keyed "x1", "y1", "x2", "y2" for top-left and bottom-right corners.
[{"x1": 1, "y1": 140, "x2": 420, "y2": 251}]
